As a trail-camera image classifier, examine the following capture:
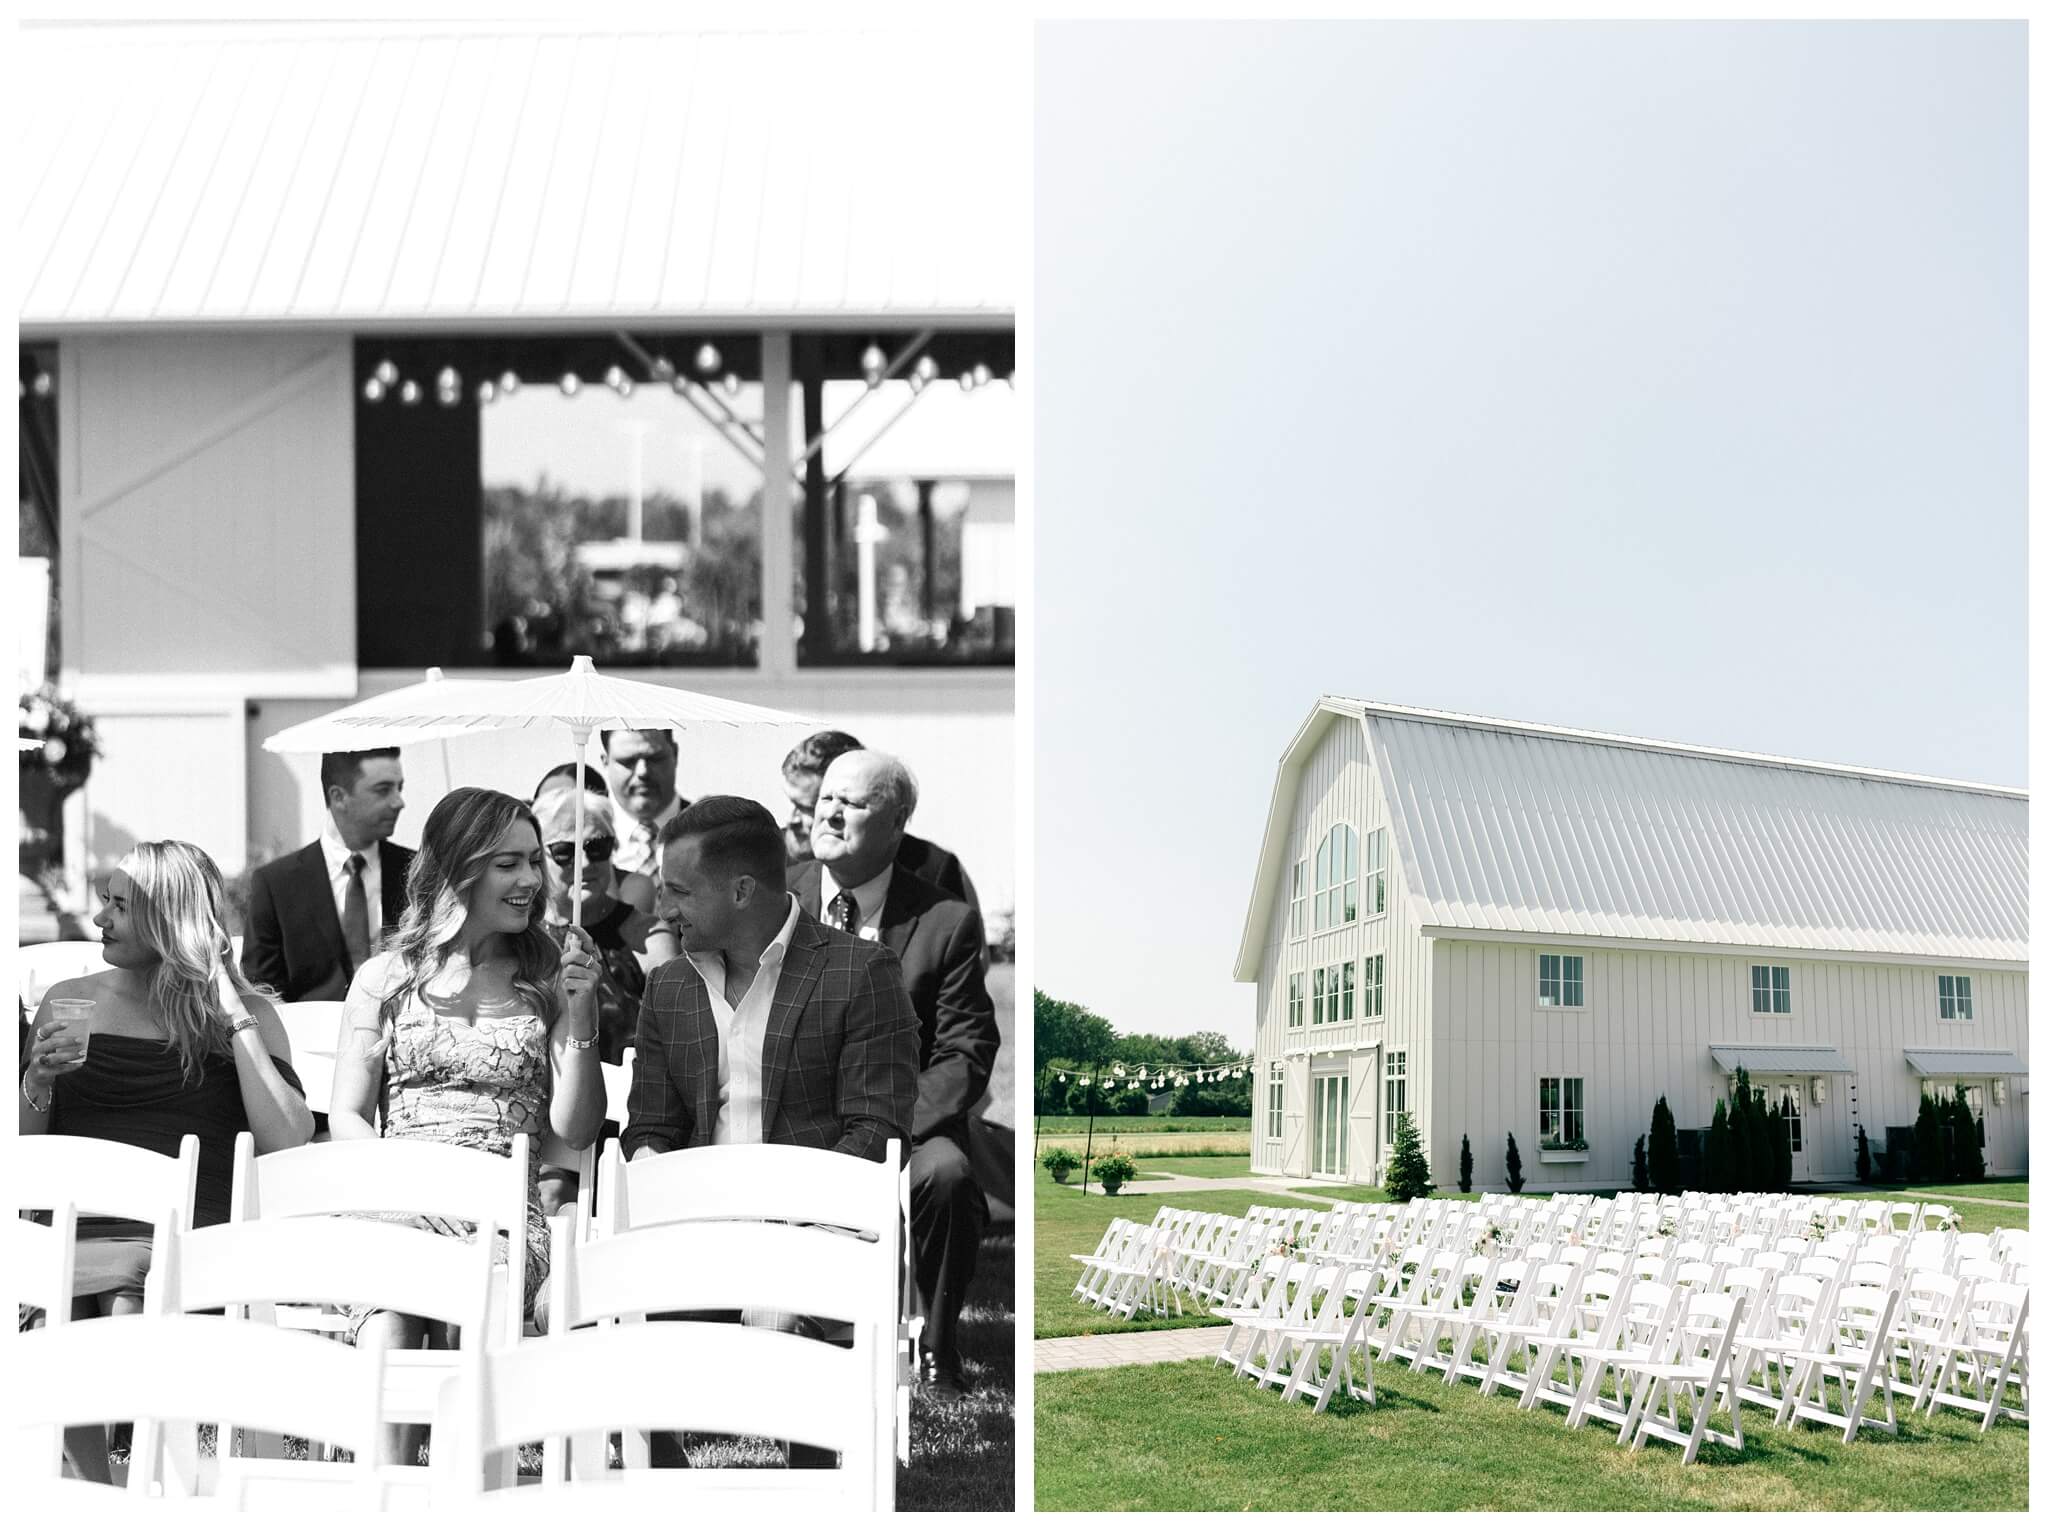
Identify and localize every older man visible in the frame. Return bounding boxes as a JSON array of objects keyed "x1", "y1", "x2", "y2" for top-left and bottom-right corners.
[
  {"x1": 791, "y1": 749, "x2": 998, "y2": 1398},
  {"x1": 779, "y1": 729, "x2": 977, "y2": 910},
  {"x1": 603, "y1": 727, "x2": 691, "y2": 880}
]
